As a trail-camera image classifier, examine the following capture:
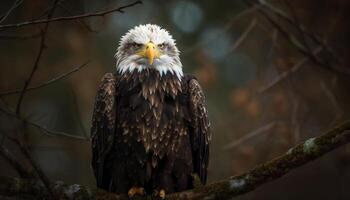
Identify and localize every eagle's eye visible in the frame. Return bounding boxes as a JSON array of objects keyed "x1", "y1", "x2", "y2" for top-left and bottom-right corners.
[
  {"x1": 158, "y1": 43, "x2": 165, "y2": 49},
  {"x1": 131, "y1": 42, "x2": 142, "y2": 49}
]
